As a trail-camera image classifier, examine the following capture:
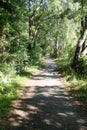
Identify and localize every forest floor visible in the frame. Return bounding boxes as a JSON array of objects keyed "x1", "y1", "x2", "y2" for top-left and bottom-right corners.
[{"x1": 0, "y1": 58, "x2": 87, "y2": 130}]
